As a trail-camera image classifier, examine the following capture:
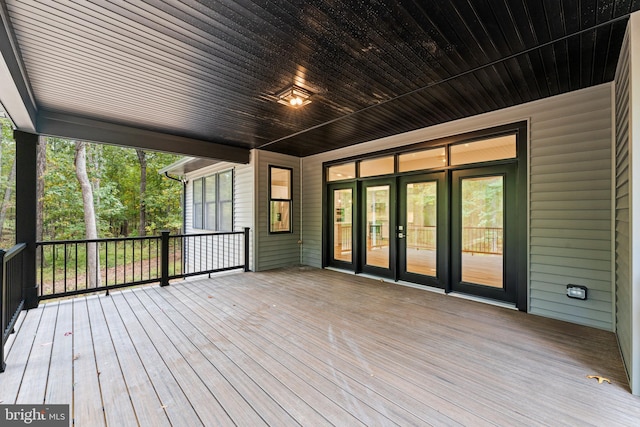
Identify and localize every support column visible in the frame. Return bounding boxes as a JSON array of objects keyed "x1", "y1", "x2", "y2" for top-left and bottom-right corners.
[{"x1": 14, "y1": 130, "x2": 38, "y2": 309}]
